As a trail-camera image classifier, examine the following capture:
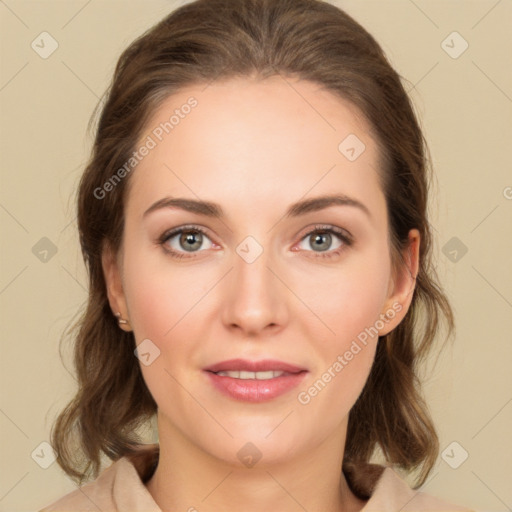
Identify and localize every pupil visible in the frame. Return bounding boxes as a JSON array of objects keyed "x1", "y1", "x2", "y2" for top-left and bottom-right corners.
[
  {"x1": 312, "y1": 232, "x2": 330, "y2": 251},
  {"x1": 181, "y1": 231, "x2": 202, "y2": 251}
]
